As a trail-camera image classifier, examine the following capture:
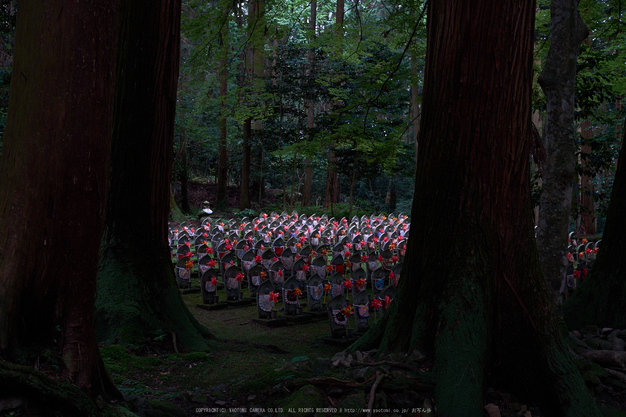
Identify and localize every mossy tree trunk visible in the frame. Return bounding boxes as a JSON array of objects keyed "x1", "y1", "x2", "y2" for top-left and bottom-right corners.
[
  {"x1": 348, "y1": 1, "x2": 601, "y2": 416},
  {"x1": 535, "y1": 0, "x2": 589, "y2": 305},
  {"x1": 563, "y1": 120, "x2": 626, "y2": 329},
  {"x1": 0, "y1": 0, "x2": 120, "y2": 400},
  {"x1": 96, "y1": 0, "x2": 212, "y2": 351},
  {"x1": 216, "y1": 9, "x2": 229, "y2": 210}
]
